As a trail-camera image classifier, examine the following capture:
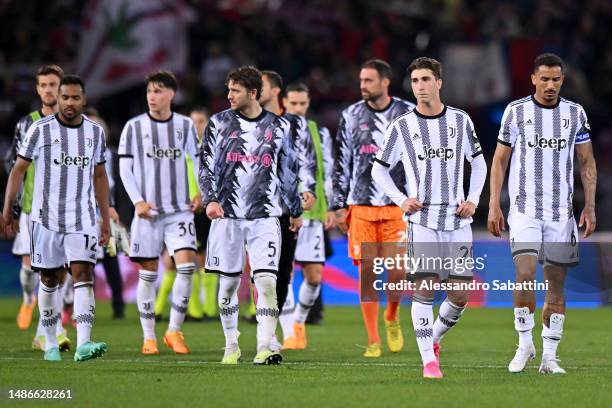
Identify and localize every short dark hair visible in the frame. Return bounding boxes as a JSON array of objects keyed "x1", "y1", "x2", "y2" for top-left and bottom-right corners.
[
  {"x1": 407, "y1": 57, "x2": 442, "y2": 80},
  {"x1": 361, "y1": 59, "x2": 392, "y2": 79},
  {"x1": 284, "y1": 82, "x2": 309, "y2": 97},
  {"x1": 60, "y1": 74, "x2": 86, "y2": 93},
  {"x1": 36, "y1": 64, "x2": 63, "y2": 83},
  {"x1": 145, "y1": 70, "x2": 178, "y2": 91},
  {"x1": 226, "y1": 65, "x2": 263, "y2": 99},
  {"x1": 262, "y1": 70, "x2": 283, "y2": 90},
  {"x1": 534, "y1": 53, "x2": 564, "y2": 73}
]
